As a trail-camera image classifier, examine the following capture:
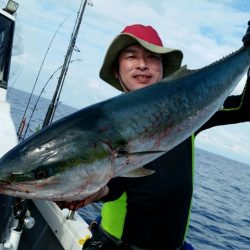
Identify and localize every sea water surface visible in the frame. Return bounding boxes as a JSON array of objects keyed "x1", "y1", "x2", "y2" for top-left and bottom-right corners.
[{"x1": 6, "y1": 88, "x2": 250, "y2": 250}]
